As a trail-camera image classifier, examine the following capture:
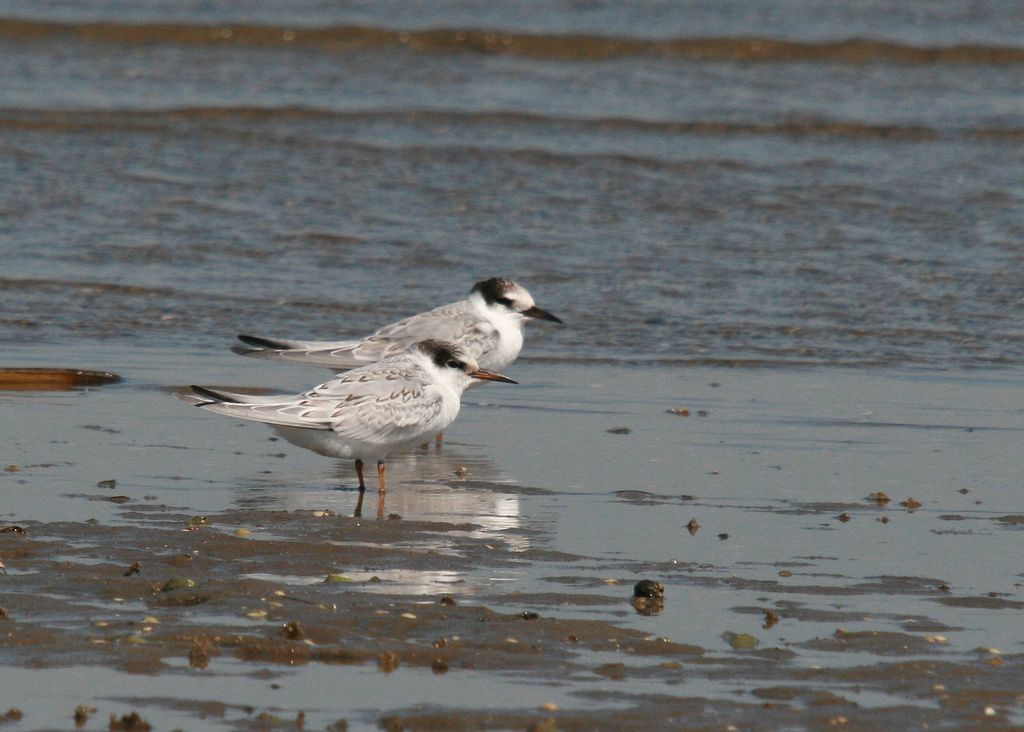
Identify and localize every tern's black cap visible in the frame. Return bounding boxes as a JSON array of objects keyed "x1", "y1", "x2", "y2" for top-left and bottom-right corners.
[
  {"x1": 415, "y1": 339, "x2": 466, "y2": 368},
  {"x1": 470, "y1": 277, "x2": 516, "y2": 304}
]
